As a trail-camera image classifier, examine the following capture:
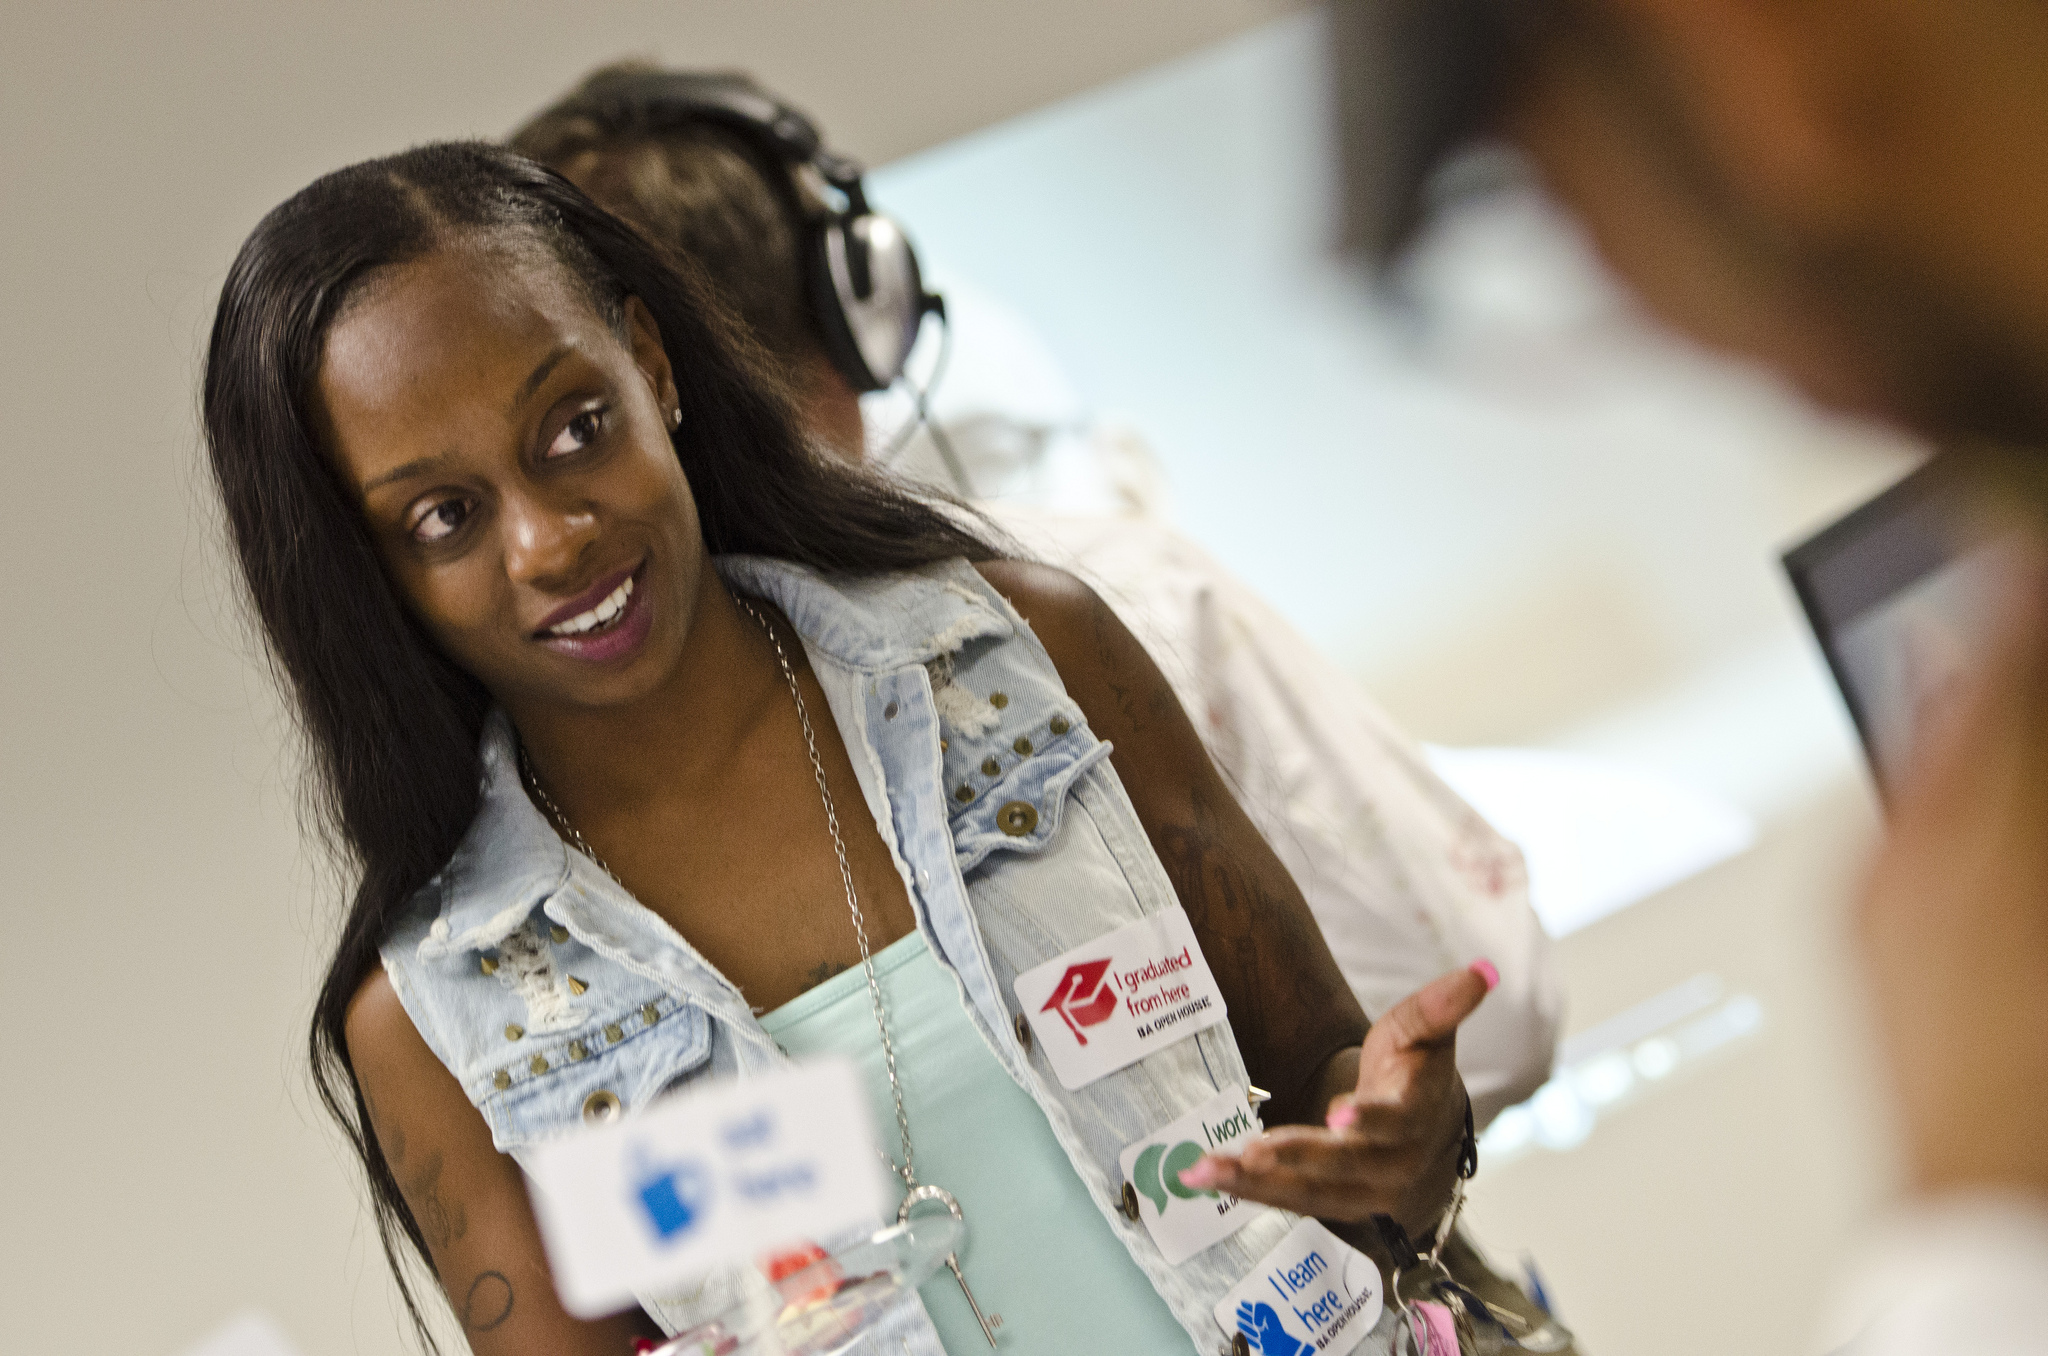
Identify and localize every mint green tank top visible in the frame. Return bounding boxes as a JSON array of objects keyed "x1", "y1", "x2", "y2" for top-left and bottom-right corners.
[{"x1": 759, "y1": 931, "x2": 1196, "y2": 1354}]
